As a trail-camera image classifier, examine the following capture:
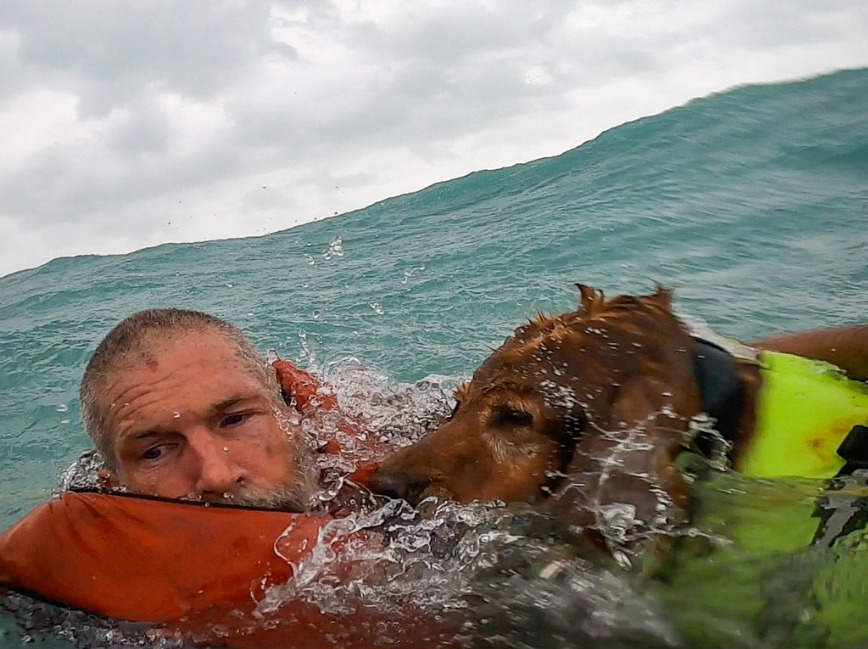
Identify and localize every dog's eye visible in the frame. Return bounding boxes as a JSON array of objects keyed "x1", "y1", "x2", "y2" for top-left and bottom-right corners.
[{"x1": 493, "y1": 406, "x2": 533, "y2": 427}]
